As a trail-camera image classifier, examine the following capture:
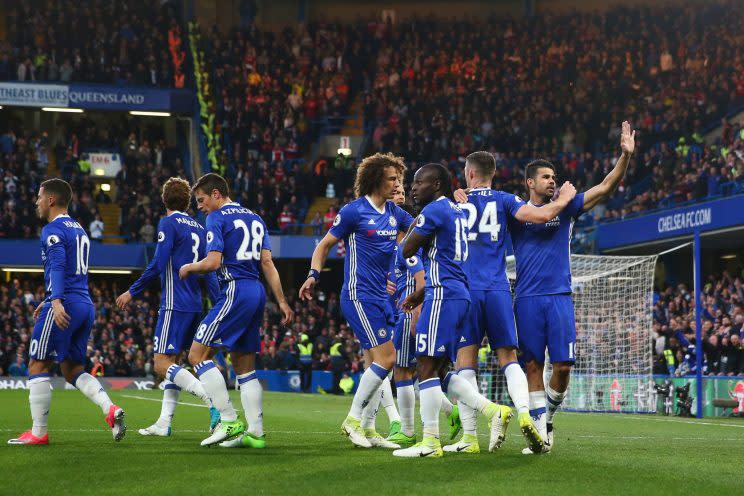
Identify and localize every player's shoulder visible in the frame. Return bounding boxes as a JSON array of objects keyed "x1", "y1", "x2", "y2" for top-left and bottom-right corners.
[{"x1": 41, "y1": 221, "x2": 65, "y2": 247}]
